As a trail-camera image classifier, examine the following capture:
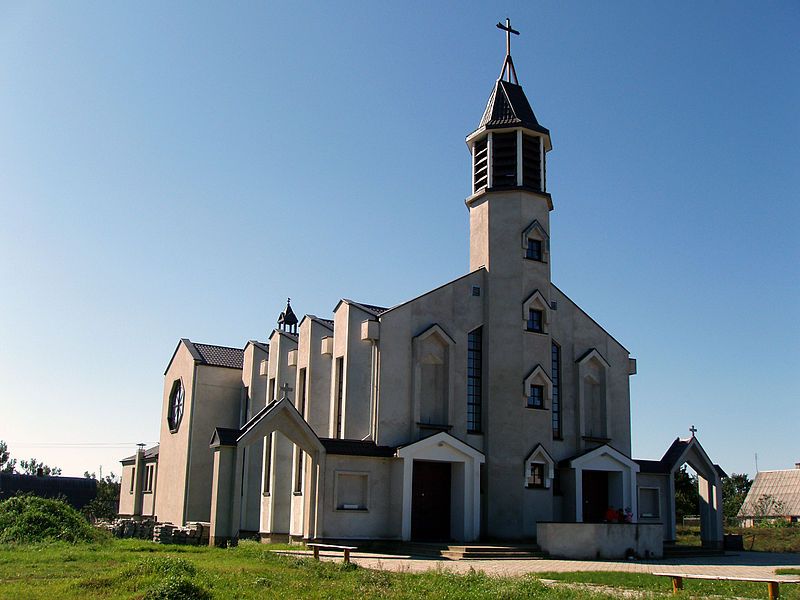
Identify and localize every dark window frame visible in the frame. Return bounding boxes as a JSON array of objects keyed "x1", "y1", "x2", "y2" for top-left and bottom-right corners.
[
  {"x1": 527, "y1": 384, "x2": 545, "y2": 409},
  {"x1": 551, "y1": 341, "x2": 562, "y2": 439},
  {"x1": 527, "y1": 309, "x2": 544, "y2": 333},
  {"x1": 526, "y1": 463, "x2": 546, "y2": 489},
  {"x1": 525, "y1": 238, "x2": 543, "y2": 261},
  {"x1": 467, "y1": 327, "x2": 483, "y2": 434}
]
